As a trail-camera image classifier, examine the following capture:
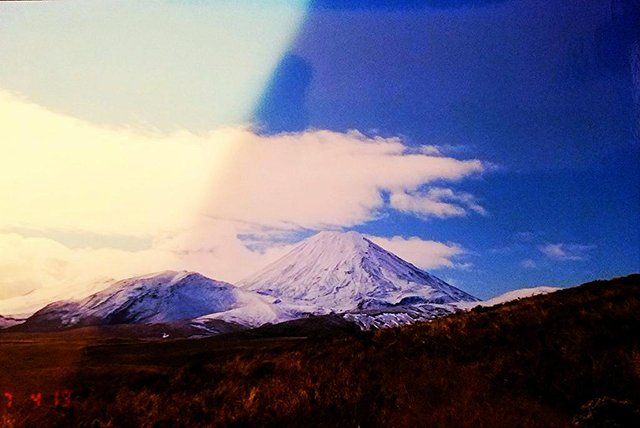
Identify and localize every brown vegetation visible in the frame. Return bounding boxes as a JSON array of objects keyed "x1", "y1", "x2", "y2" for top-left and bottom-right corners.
[{"x1": 1, "y1": 274, "x2": 639, "y2": 427}]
